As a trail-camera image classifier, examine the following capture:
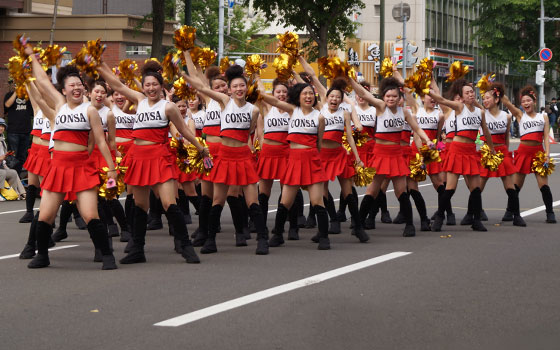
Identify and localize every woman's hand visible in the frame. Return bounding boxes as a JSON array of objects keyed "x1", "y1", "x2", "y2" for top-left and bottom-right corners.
[
  {"x1": 107, "y1": 169, "x2": 118, "y2": 181},
  {"x1": 355, "y1": 159, "x2": 364, "y2": 168}
]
